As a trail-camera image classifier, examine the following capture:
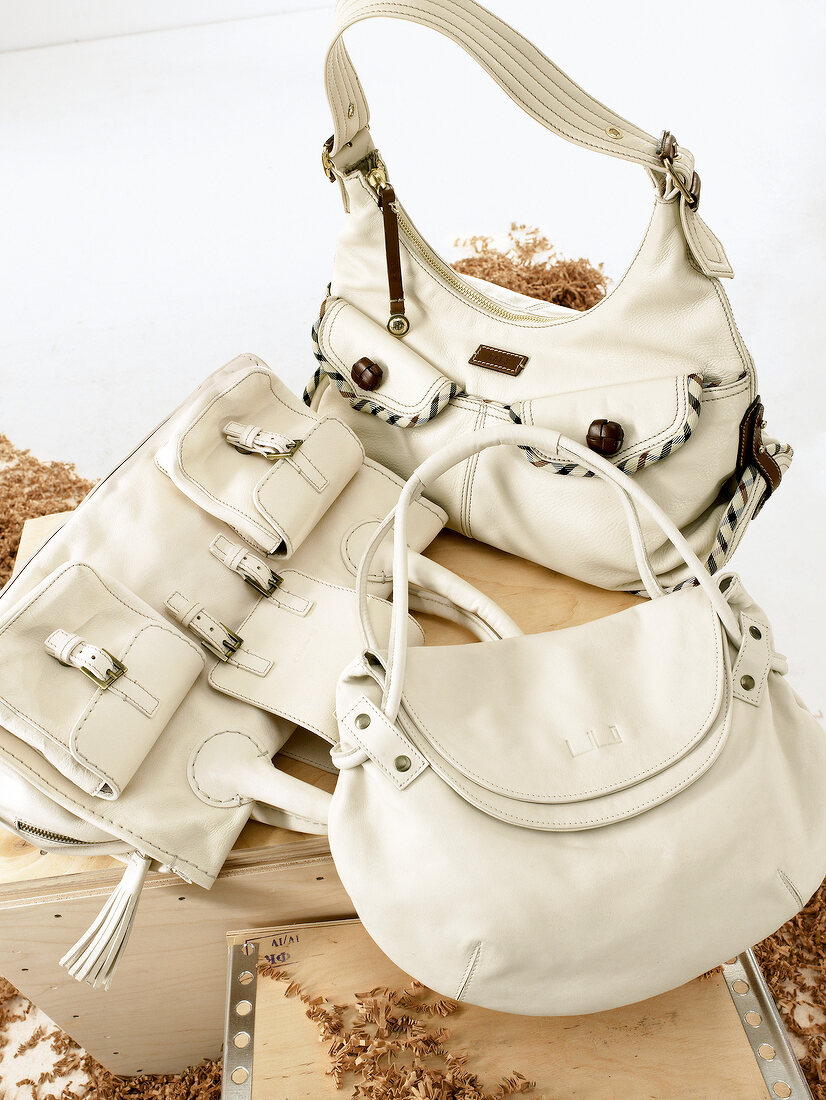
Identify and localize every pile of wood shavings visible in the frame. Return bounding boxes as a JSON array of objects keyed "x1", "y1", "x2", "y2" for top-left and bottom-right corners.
[
  {"x1": 451, "y1": 224, "x2": 607, "y2": 312},
  {"x1": 0, "y1": 434, "x2": 95, "y2": 589},
  {"x1": 755, "y1": 880, "x2": 826, "y2": 1093},
  {"x1": 259, "y1": 964, "x2": 539, "y2": 1098}
]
